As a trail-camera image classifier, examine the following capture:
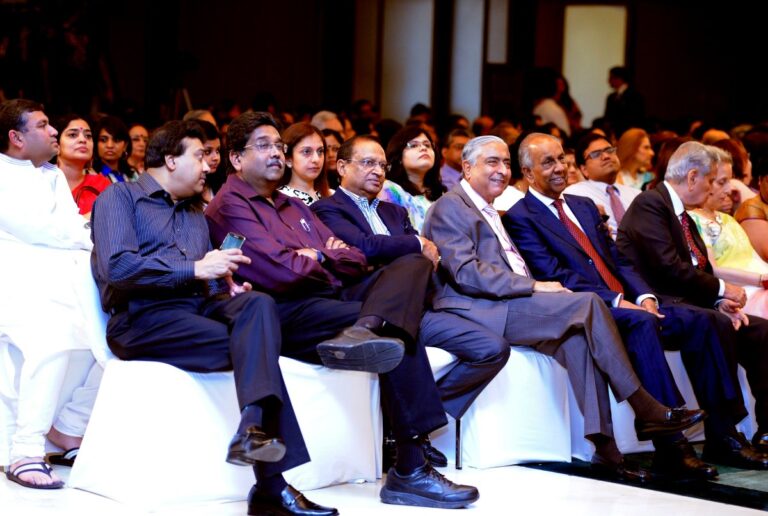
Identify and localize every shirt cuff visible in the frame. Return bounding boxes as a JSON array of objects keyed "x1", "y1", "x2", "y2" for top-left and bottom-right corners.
[
  {"x1": 415, "y1": 235, "x2": 424, "y2": 251},
  {"x1": 718, "y1": 279, "x2": 725, "y2": 297},
  {"x1": 636, "y1": 294, "x2": 658, "y2": 307},
  {"x1": 611, "y1": 293, "x2": 623, "y2": 307}
]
